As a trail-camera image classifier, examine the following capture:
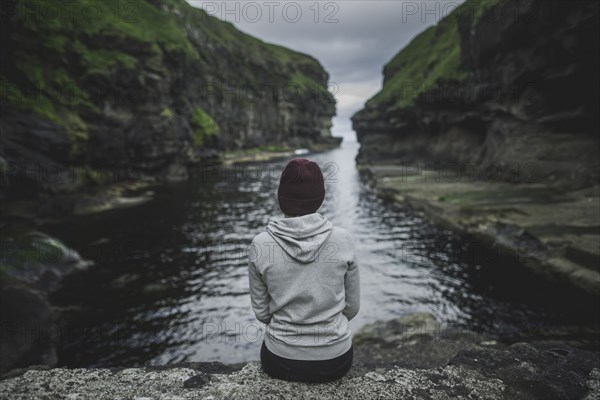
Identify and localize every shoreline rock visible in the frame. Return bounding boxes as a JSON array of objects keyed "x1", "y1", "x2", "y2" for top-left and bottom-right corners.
[
  {"x1": 0, "y1": 231, "x2": 93, "y2": 374},
  {"x1": 358, "y1": 165, "x2": 600, "y2": 296},
  {"x1": 221, "y1": 138, "x2": 343, "y2": 165},
  {"x1": 353, "y1": 313, "x2": 494, "y2": 369},
  {"x1": 1, "y1": 141, "x2": 342, "y2": 224}
]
